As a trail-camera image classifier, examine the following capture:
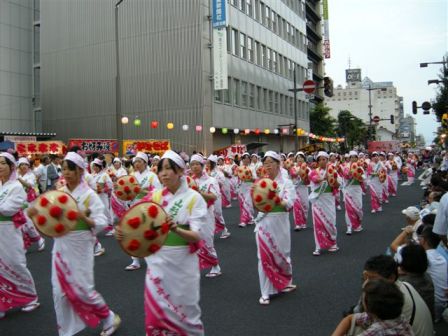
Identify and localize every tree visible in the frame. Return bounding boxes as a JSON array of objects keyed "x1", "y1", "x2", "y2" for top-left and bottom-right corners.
[
  {"x1": 310, "y1": 103, "x2": 336, "y2": 137},
  {"x1": 432, "y1": 54, "x2": 448, "y2": 121},
  {"x1": 336, "y1": 110, "x2": 366, "y2": 152}
]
